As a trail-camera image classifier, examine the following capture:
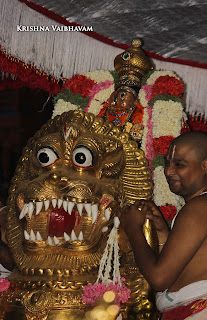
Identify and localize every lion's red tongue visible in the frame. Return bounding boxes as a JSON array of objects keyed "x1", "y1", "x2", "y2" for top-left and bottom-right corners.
[{"x1": 49, "y1": 208, "x2": 76, "y2": 237}]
